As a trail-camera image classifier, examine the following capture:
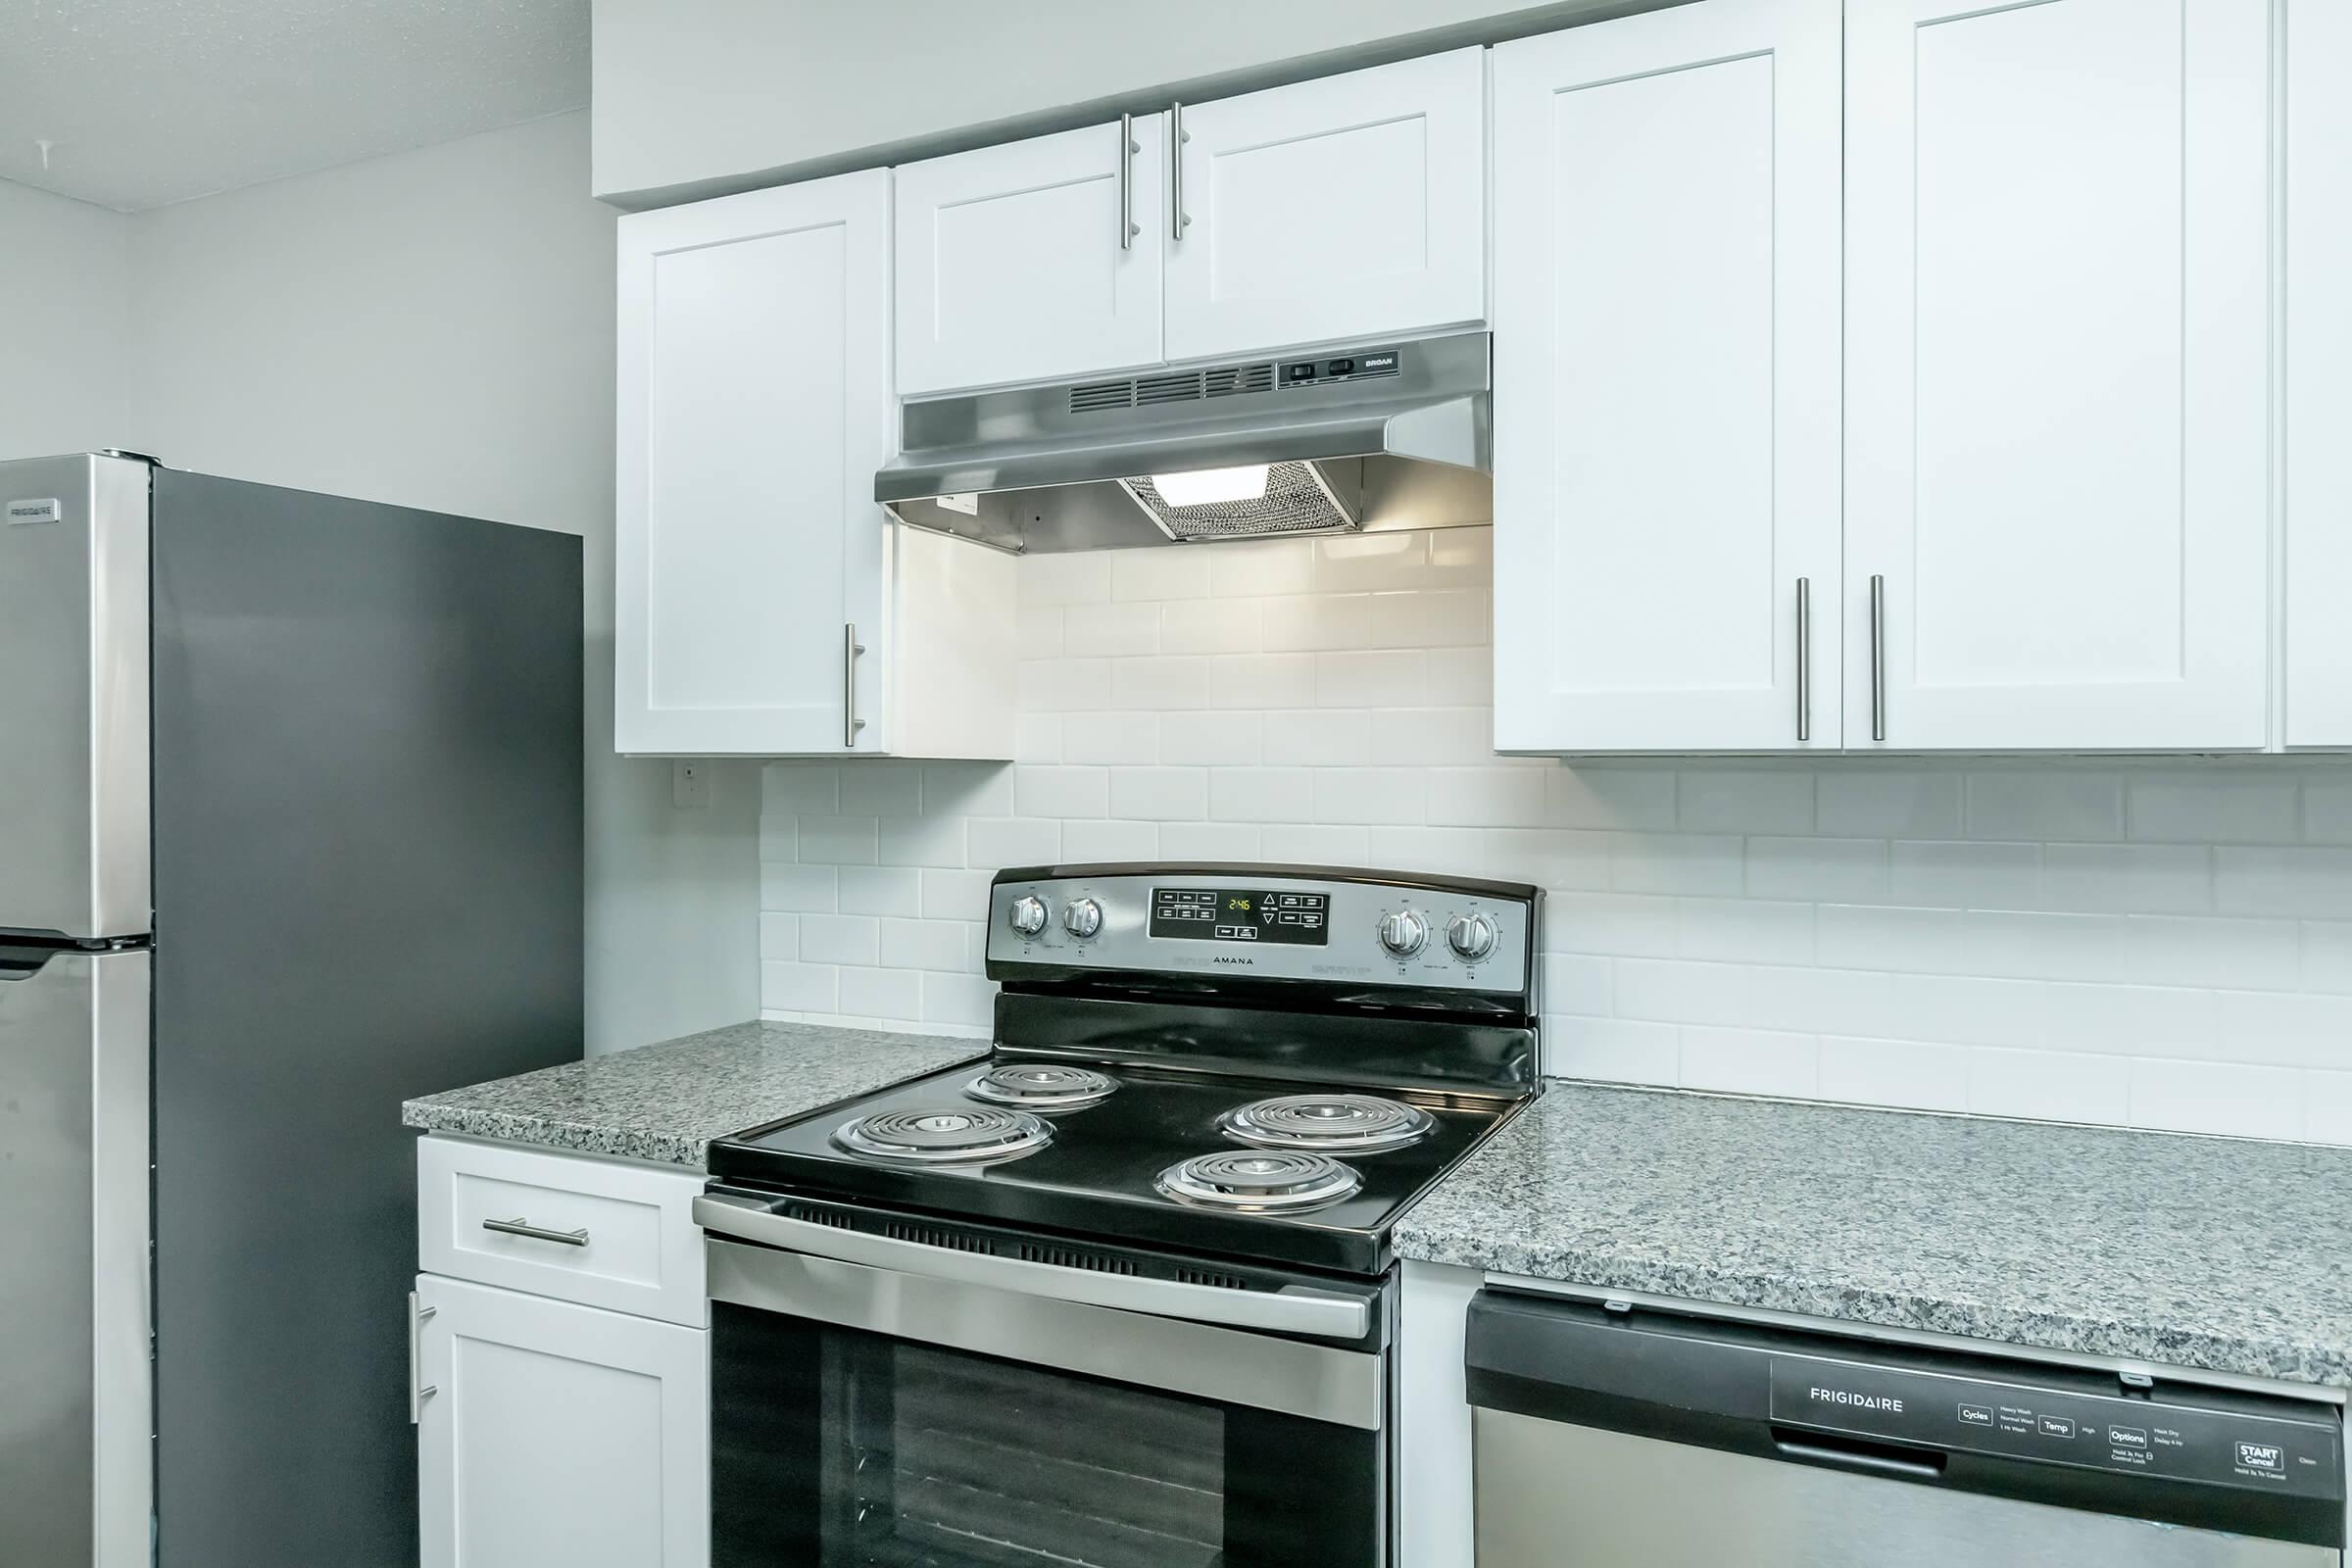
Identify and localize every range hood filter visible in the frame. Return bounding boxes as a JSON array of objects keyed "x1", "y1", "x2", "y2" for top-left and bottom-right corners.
[{"x1": 1119, "y1": 461, "x2": 1358, "y2": 542}]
